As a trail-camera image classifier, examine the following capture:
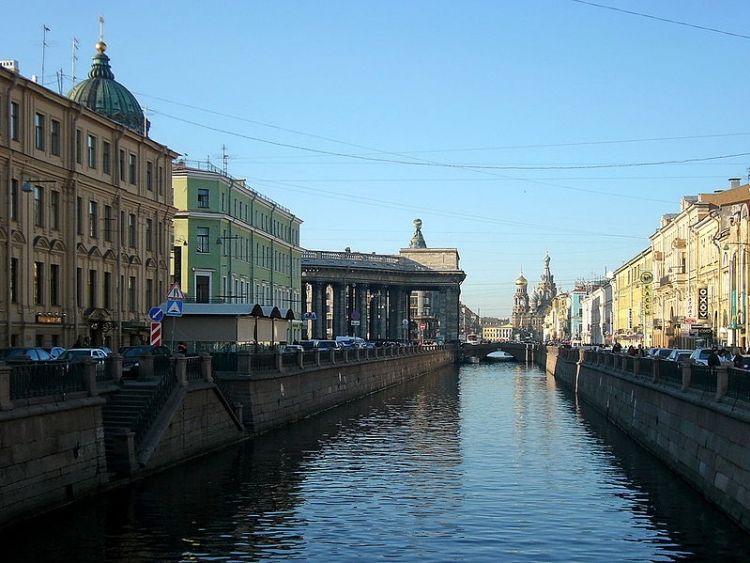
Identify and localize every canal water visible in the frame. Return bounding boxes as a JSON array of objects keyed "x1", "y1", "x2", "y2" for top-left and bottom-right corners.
[{"x1": 3, "y1": 361, "x2": 750, "y2": 562}]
